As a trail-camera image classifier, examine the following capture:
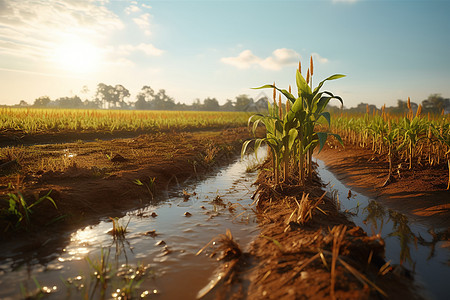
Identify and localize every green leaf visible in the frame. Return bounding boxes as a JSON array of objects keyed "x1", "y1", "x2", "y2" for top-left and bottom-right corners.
[
  {"x1": 316, "y1": 132, "x2": 329, "y2": 153},
  {"x1": 252, "y1": 84, "x2": 296, "y2": 104},
  {"x1": 313, "y1": 74, "x2": 346, "y2": 95},
  {"x1": 252, "y1": 84, "x2": 276, "y2": 90},
  {"x1": 296, "y1": 70, "x2": 311, "y2": 97},
  {"x1": 331, "y1": 133, "x2": 344, "y2": 146},
  {"x1": 241, "y1": 139, "x2": 253, "y2": 159},
  {"x1": 320, "y1": 112, "x2": 331, "y2": 127},
  {"x1": 254, "y1": 138, "x2": 264, "y2": 159},
  {"x1": 322, "y1": 91, "x2": 344, "y2": 107},
  {"x1": 288, "y1": 128, "x2": 298, "y2": 150}
]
